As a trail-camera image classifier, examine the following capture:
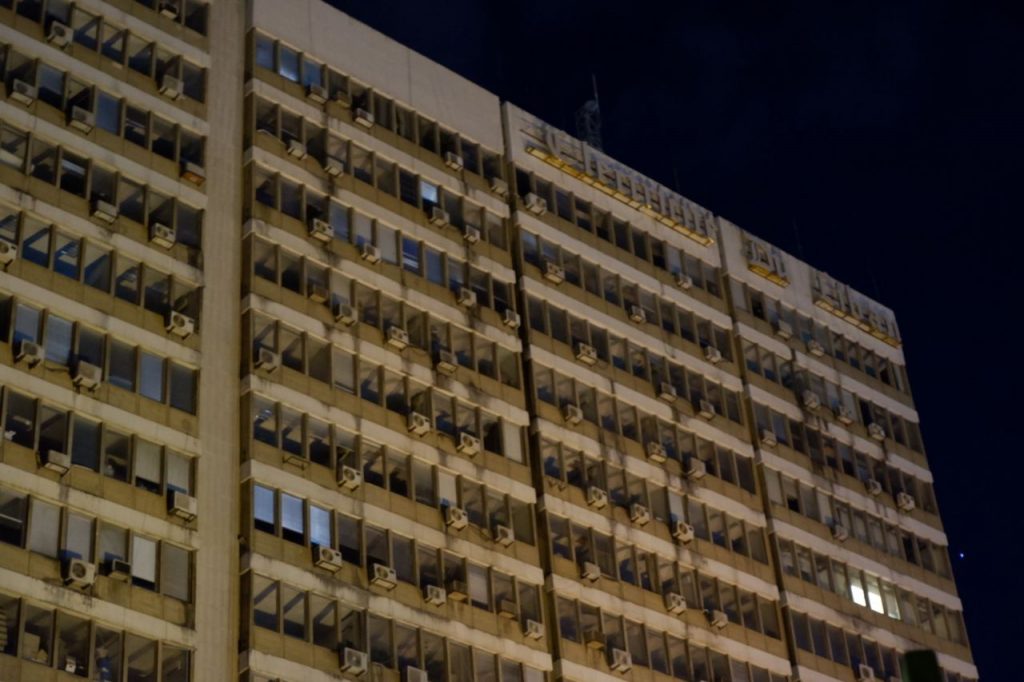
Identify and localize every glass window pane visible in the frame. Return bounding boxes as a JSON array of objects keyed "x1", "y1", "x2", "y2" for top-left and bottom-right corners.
[
  {"x1": 124, "y1": 634, "x2": 156, "y2": 682},
  {"x1": 161, "y1": 544, "x2": 190, "y2": 601},
  {"x1": 130, "y1": 535, "x2": 157, "y2": 589},
  {"x1": 0, "y1": 489, "x2": 27, "y2": 547},
  {"x1": 139, "y1": 352, "x2": 164, "y2": 402},
  {"x1": 44, "y1": 315, "x2": 73, "y2": 365},
  {"x1": 28, "y1": 498, "x2": 59, "y2": 558}
]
